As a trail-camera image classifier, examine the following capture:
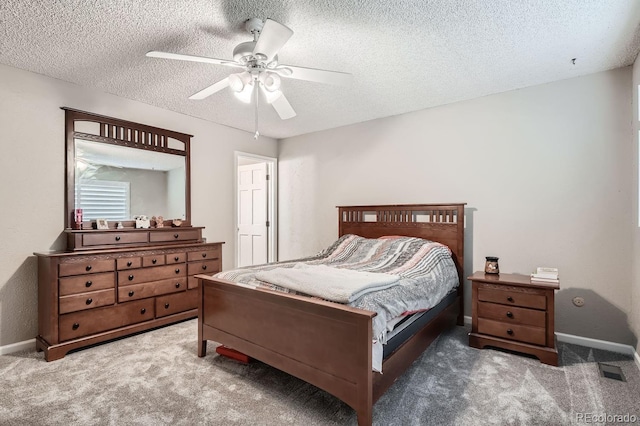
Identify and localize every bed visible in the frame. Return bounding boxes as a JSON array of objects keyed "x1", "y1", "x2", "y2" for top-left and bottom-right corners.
[{"x1": 197, "y1": 203, "x2": 465, "y2": 425}]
